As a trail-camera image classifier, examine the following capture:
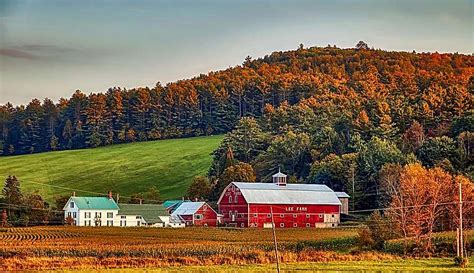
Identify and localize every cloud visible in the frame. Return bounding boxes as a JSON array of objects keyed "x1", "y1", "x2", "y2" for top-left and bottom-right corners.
[
  {"x1": 0, "y1": 48, "x2": 37, "y2": 59},
  {"x1": 0, "y1": 44, "x2": 75, "y2": 60}
]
